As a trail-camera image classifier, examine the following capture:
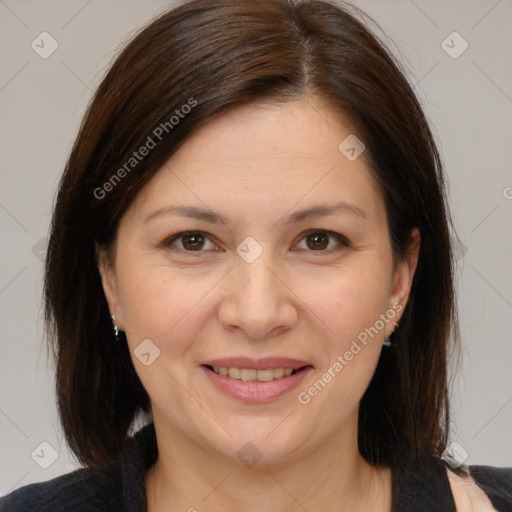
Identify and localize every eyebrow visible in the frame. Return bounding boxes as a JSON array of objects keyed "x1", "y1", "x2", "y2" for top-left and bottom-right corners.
[{"x1": 143, "y1": 200, "x2": 367, "y2": 226}]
